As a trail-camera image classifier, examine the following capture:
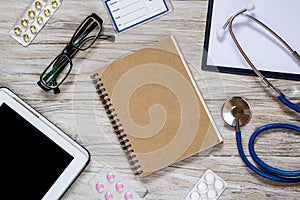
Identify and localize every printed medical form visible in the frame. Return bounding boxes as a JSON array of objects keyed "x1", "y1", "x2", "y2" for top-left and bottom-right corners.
[{"x1": 105, "y1": 0, "x2": 170, "y2": 32}]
